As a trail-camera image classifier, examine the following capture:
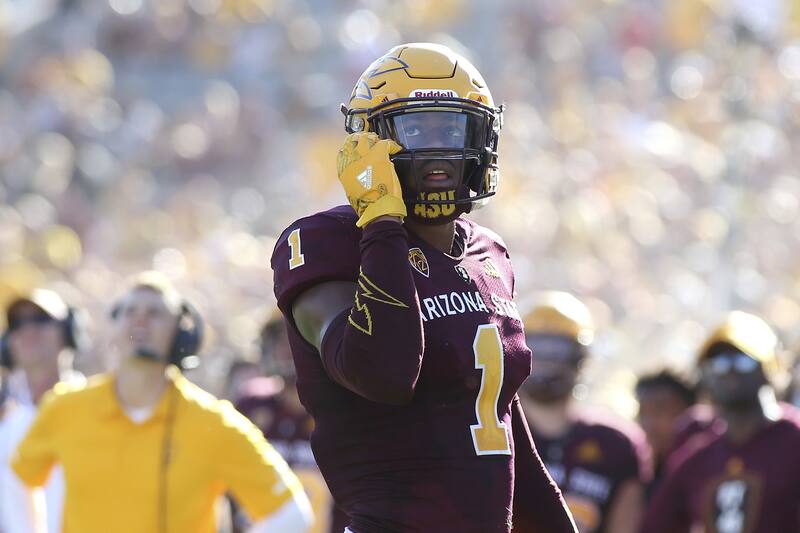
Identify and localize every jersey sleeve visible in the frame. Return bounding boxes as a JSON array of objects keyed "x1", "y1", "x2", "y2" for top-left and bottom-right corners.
[
  {"x1": 271, "y1": 209, "x2": 361, "y2": 315},
  {"x1": 10, "y1": 392, "x2": 61, "y2": 487},
  {"x1": 511, "y1": 396, "x2": 578, "y2": 533},
  {"x1": 214, "y1": 402, "x2": 310, "y2": 521},
  {"x1": 318, "y1": 220, "x2": 424, "y2": 404}
]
